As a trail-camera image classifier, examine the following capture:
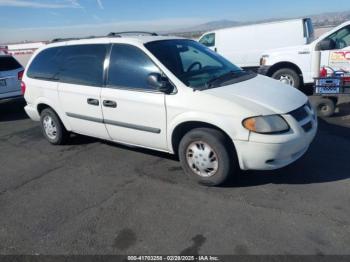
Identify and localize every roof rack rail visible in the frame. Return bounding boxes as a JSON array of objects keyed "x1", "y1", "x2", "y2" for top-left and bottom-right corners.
[
  {"x1": 51, "y1": 35, "x2": 98, "y2": 43},
  {"x1": 51, "y1": 38, "x2": 79, "y2": 43},
  {"x1": 107, "y1": 31, "x2": 158, "y2": 37}
]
